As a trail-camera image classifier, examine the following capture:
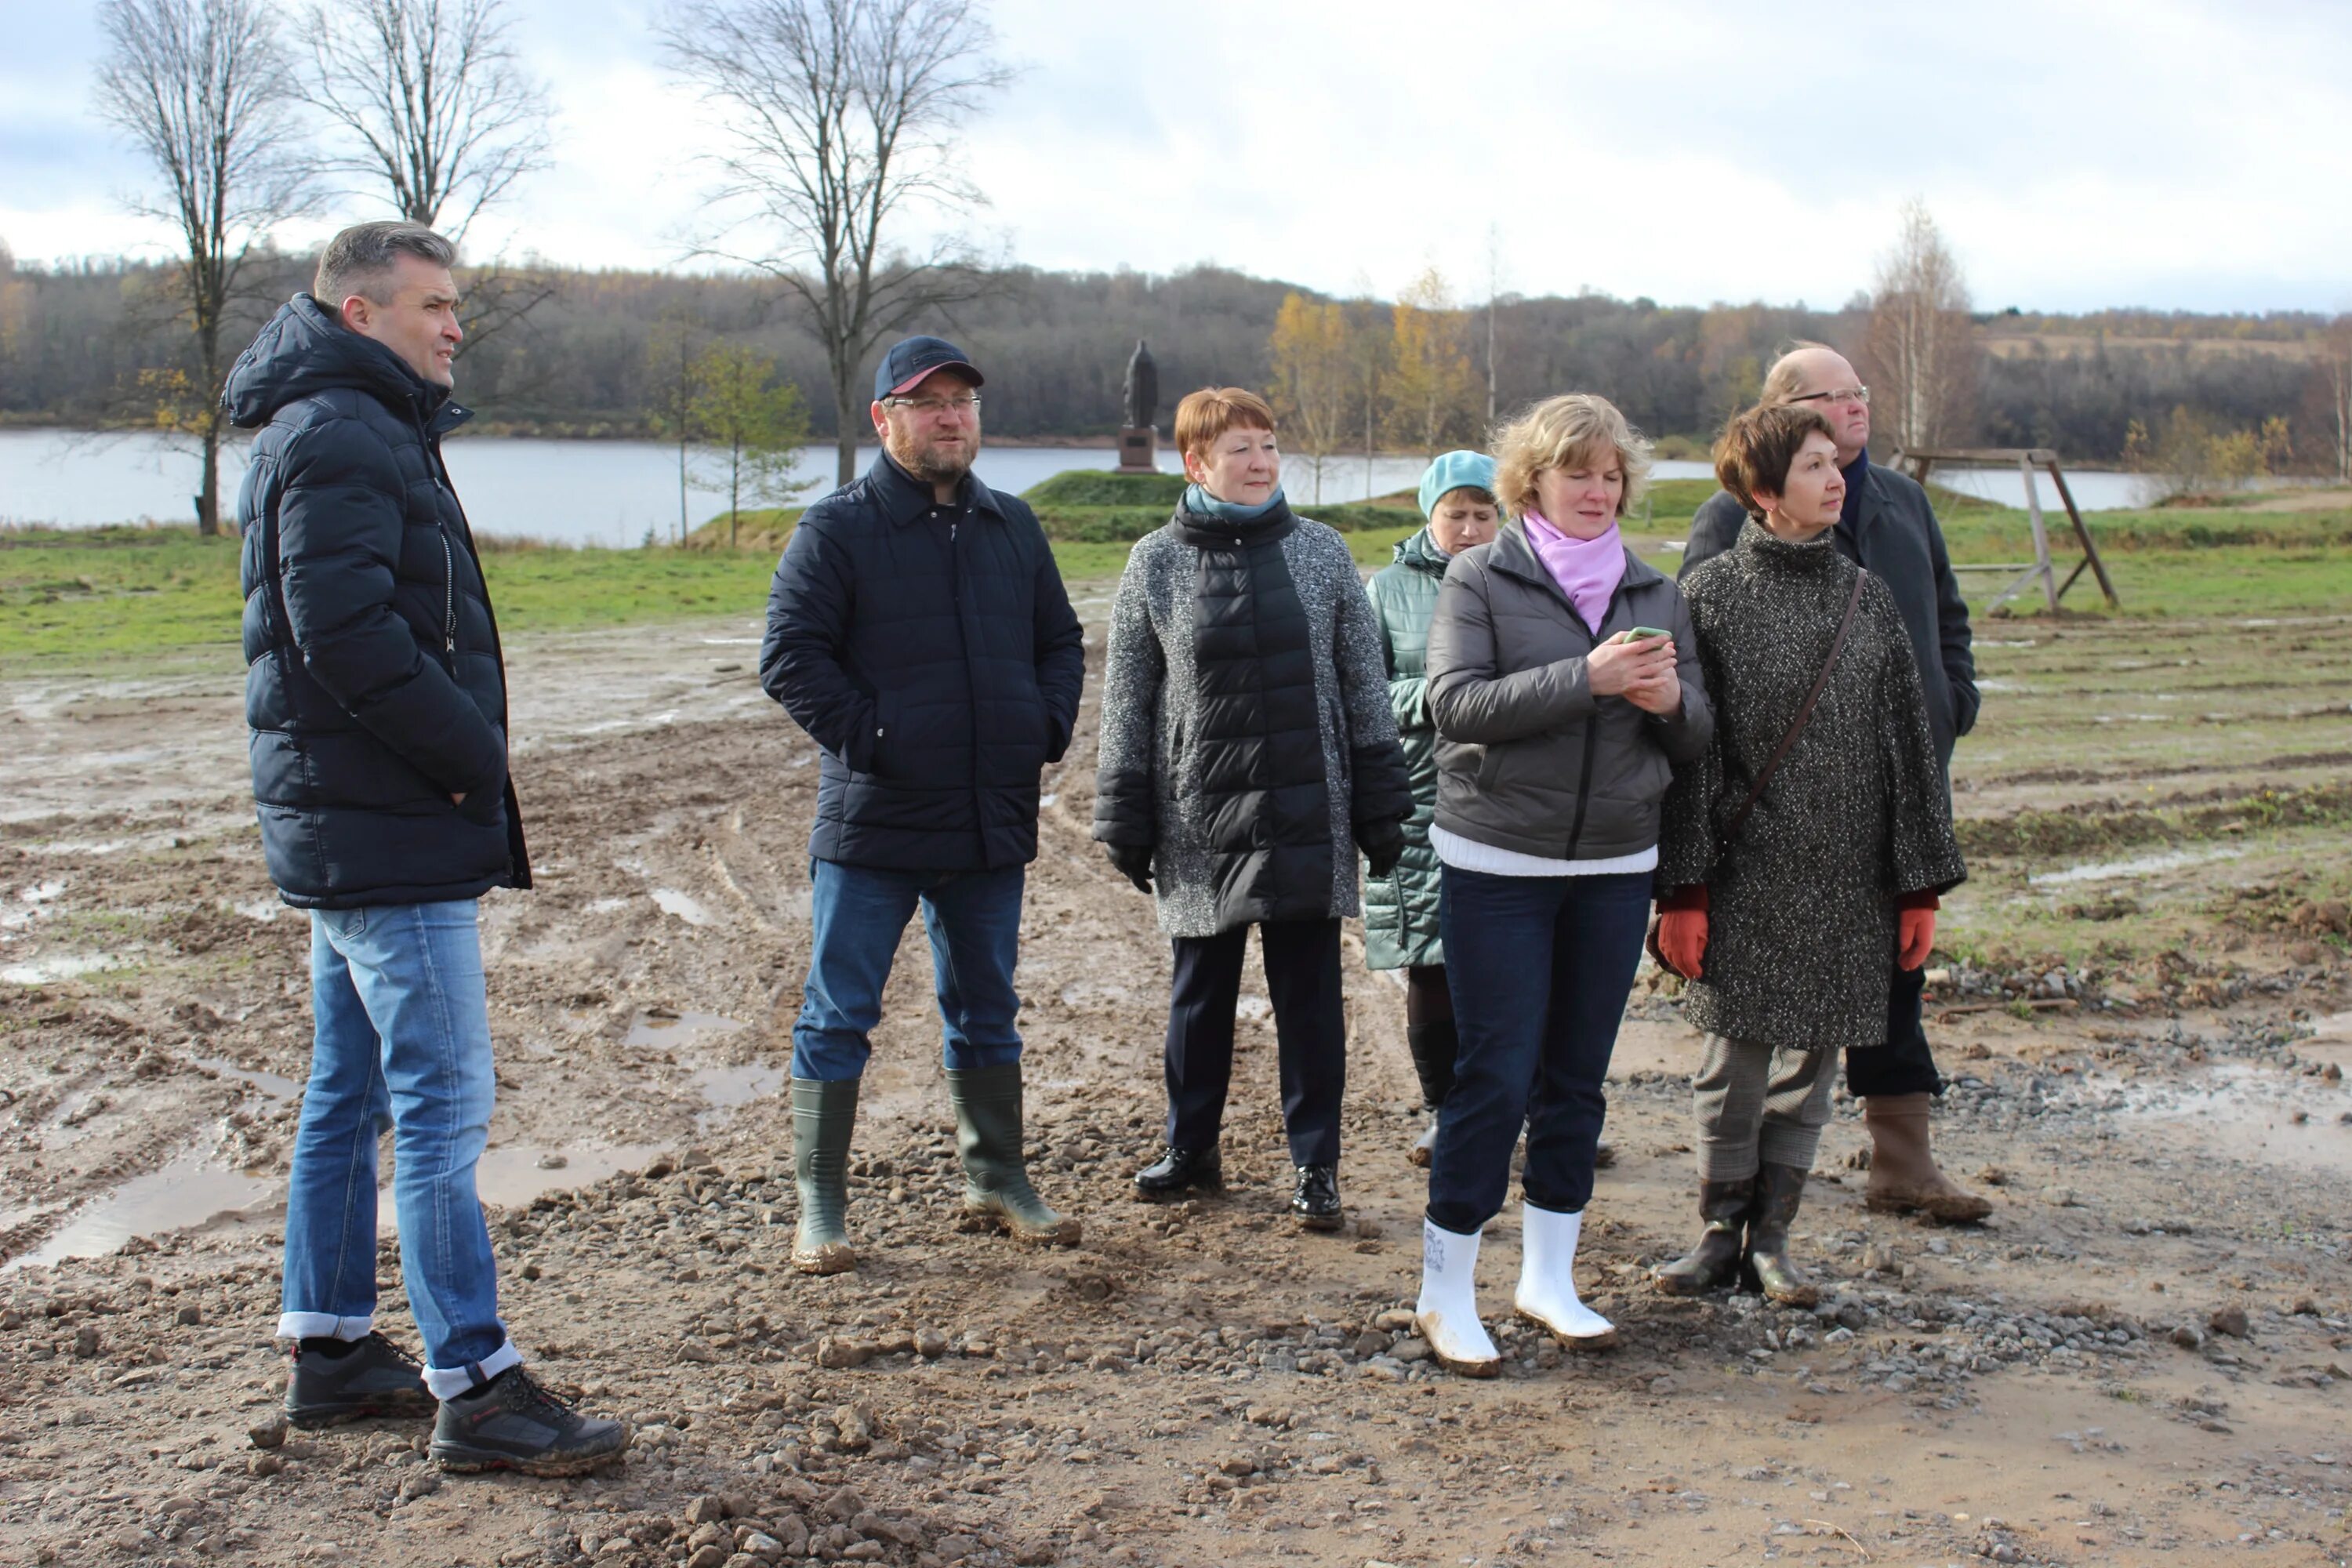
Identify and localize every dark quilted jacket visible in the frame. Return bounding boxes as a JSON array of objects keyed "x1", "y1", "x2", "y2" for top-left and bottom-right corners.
[
  {"x1": 760, "y1": 454, "x2": 1085, "y2": 871},
  {"x1": 227, "y1": 294, "x2": 528, "y2": 909},
  {"x1": 1658, "y1": 521, "x2": 1968, "y2": 1051},
  {"x1": 1092, "y1": 499, "x2": 1413, "y2": 937},
  {"x1": 1360, "y1": 527, "x2": 1448, "y2": 970}
]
